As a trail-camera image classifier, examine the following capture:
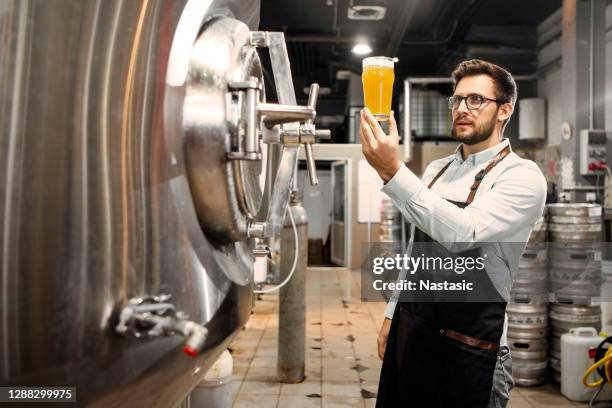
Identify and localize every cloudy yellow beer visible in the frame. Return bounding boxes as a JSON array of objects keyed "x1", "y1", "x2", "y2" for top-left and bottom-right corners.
[{"x1": 362, "y1": 57, "x2": 395, "y2": 121}]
